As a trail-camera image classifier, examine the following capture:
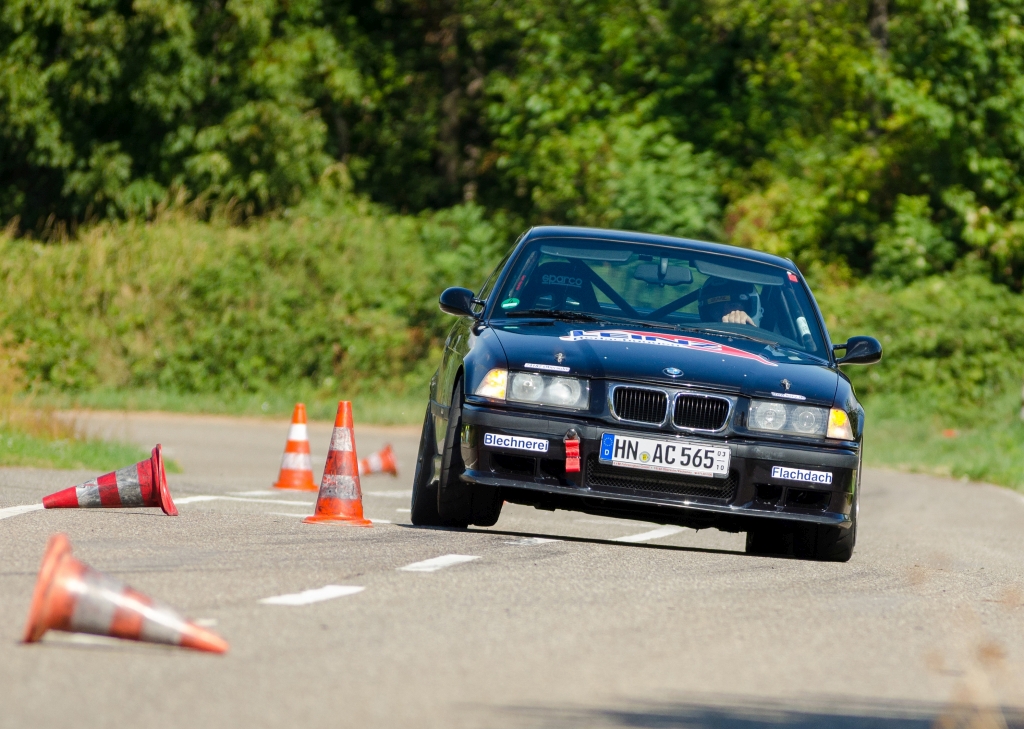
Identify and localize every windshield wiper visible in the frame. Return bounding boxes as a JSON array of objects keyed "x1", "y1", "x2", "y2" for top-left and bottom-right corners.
[
  {"x1": 695, "y1": 327, "x2": 779, "y2": 346},
  {"x1": 504, "y1": 309, "x2": 603, "y2": 322}
]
